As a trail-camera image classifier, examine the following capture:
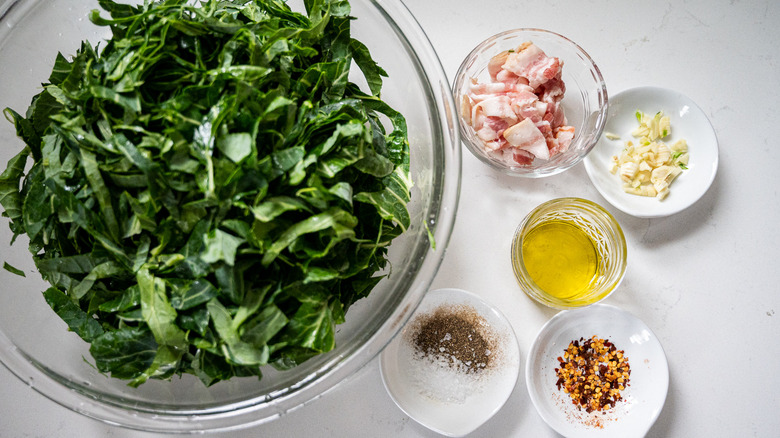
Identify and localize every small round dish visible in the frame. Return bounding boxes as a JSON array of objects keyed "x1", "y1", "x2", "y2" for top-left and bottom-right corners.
[
  {"x1": 380, "y1": 288, "x2": 520, "y2": 437},
  {"x1": 584, "y1": 86, "x2": 718, "y2": 218},
  {"x1": 453, "y1": 28, "x2": 608, "y2": 177},
  {"x1": 526, "y1": 304, "x2": 669, "y2": 437},
  {"x1": 511, "y1": 198, "x2": 627, "y2": 309}
]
